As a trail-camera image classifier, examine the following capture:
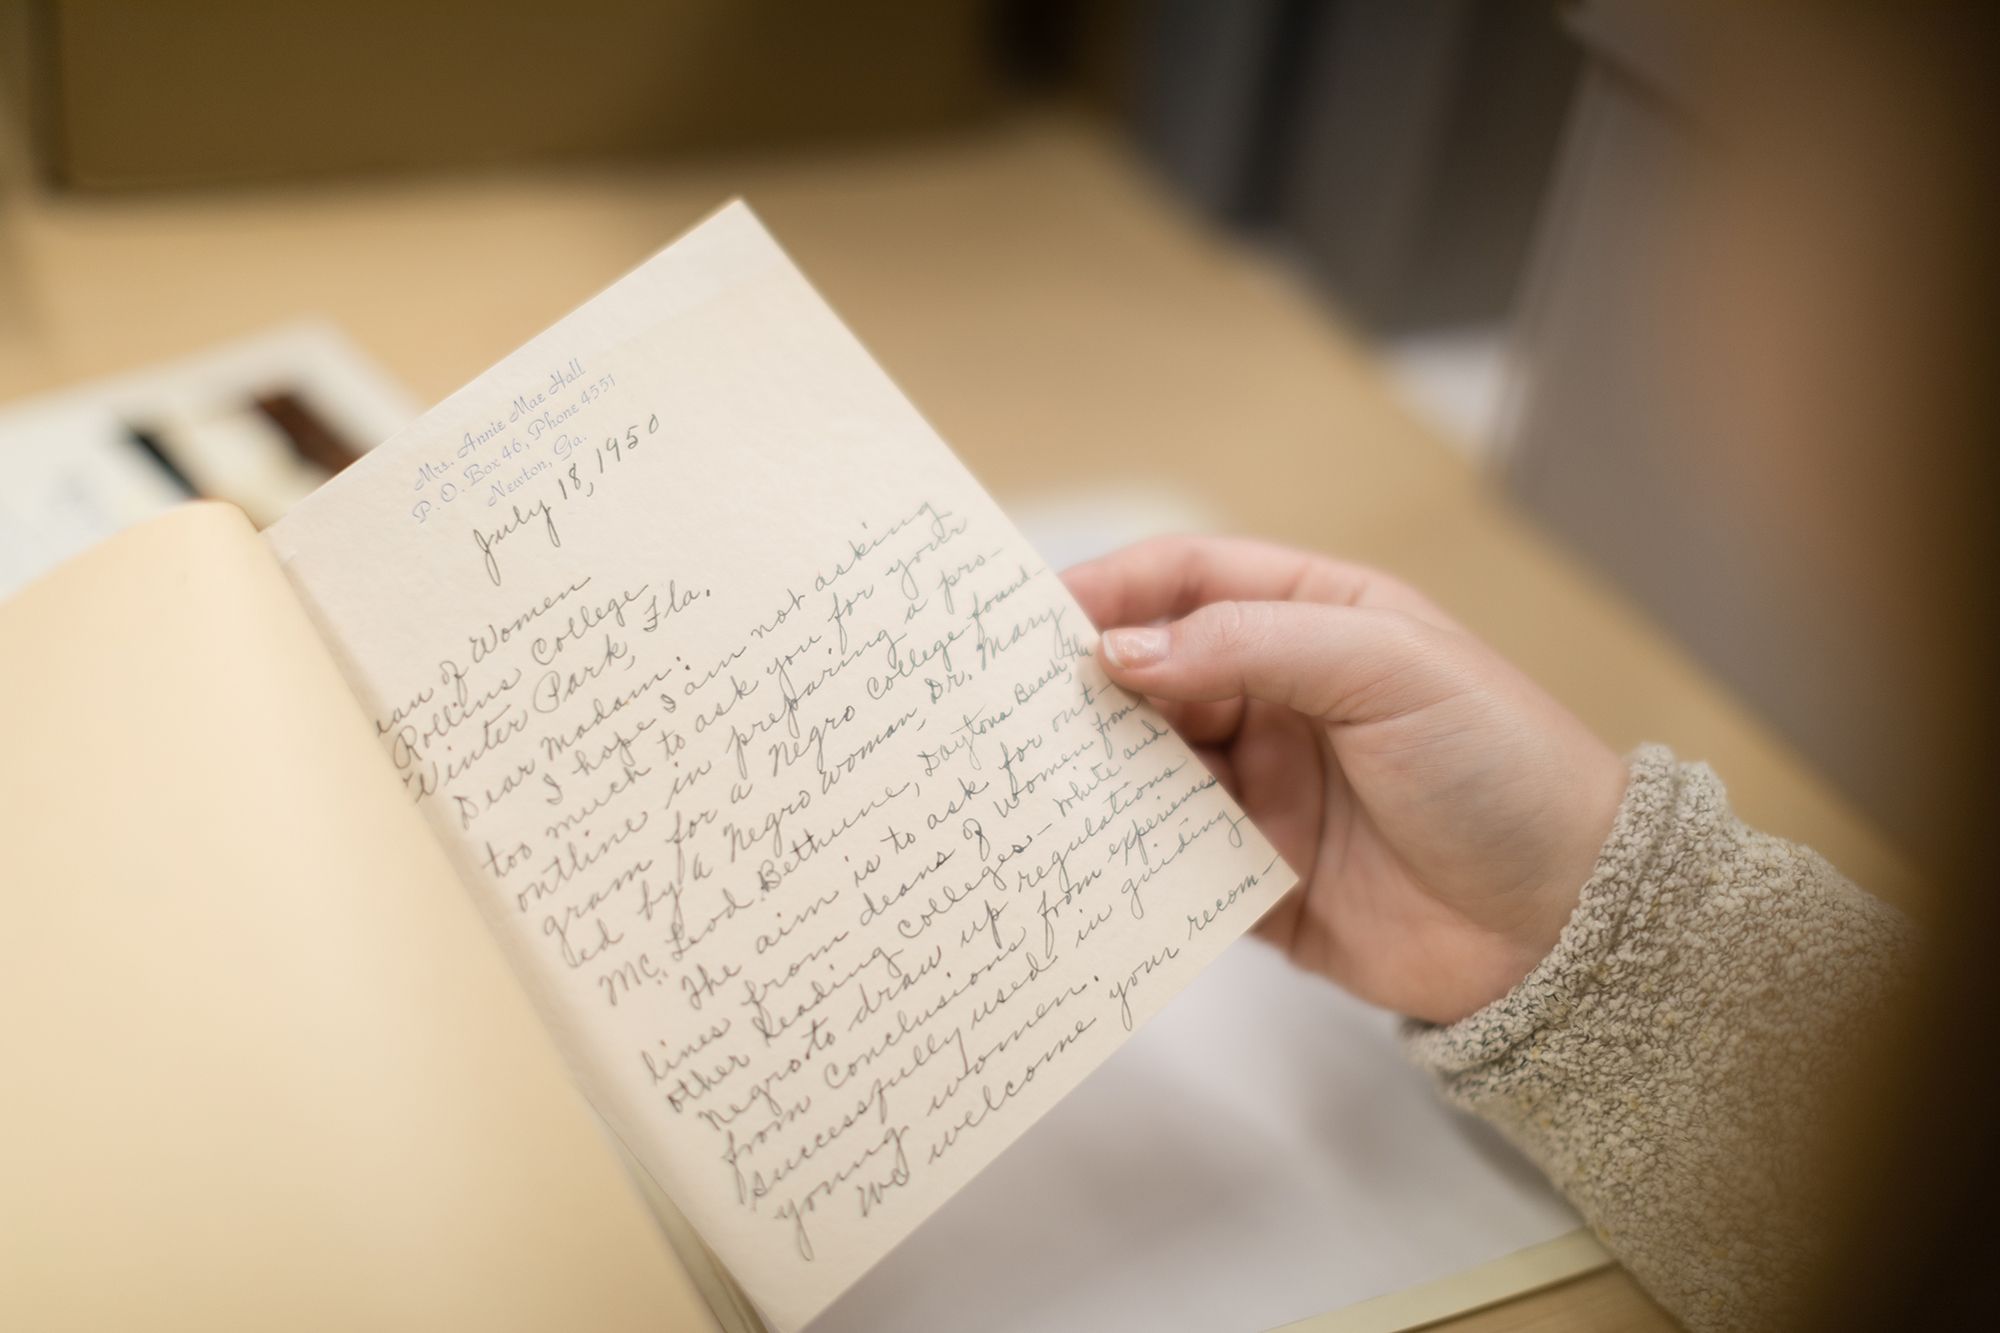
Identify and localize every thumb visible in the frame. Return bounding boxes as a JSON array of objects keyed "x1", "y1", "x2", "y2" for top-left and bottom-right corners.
[{"x1": 1096, "y1": 601, "x2": 1458, "y2": 724}]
